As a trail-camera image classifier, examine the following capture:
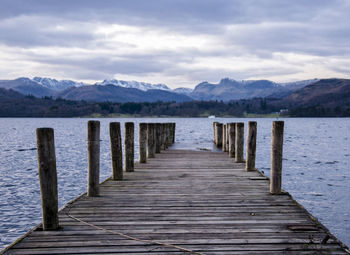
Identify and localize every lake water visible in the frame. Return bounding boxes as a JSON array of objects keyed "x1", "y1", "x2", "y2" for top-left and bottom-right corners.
[{"x1": 0, "y1": 117, "x2": 349, "y2": 250}]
